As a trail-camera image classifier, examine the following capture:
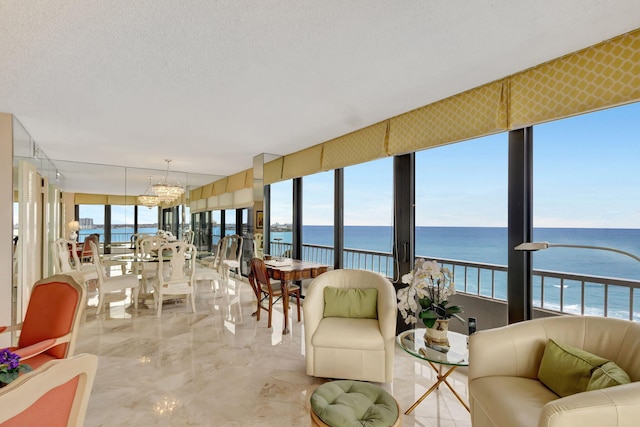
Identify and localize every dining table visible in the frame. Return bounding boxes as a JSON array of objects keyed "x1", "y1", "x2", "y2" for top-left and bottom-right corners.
[{"x1": 262, "y1": 257, "x2": 329, "y2": 334}]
